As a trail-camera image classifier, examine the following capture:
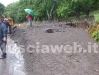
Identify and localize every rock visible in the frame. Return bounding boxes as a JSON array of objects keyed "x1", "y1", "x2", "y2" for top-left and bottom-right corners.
[
  {"x1": 11, "y1": 26, "x2": 17, "y2": 34},
  {"x1": 12, "y1": 26, "x2": 17, "y2": 30},
  {"x1": 76, "y1": 21, "x2": 89, "y2": 29},
  {"x1": 45, "y1": 28, "x2": 54, "y2": 33},
  {"x1": 66, "y1": 22, "x2": 72, "y2": 26},
  {"x1": 94, "y1": 69, "x2": 98, "y2": 72}
]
